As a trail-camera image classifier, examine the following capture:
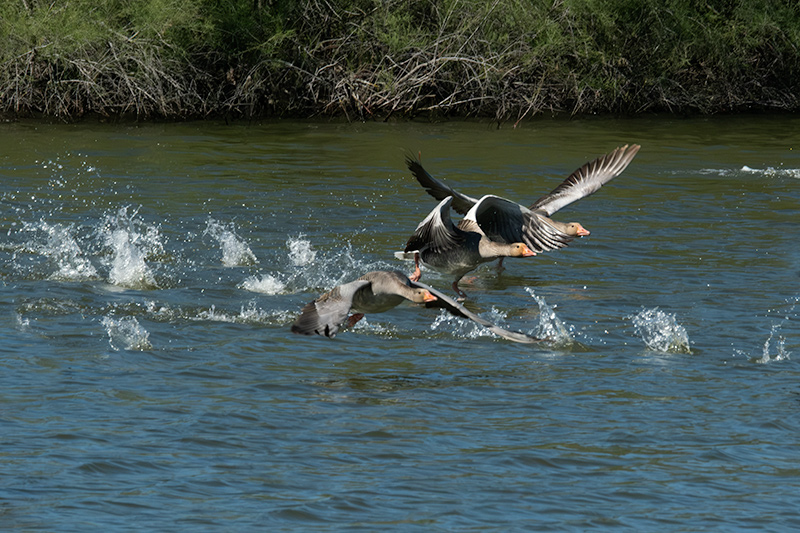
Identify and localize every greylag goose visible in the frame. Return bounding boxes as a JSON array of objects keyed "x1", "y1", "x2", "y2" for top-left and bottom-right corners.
[
  {"x1": 291, "y1": 270, "x2": 541, "y2": 343},
  {"x1": 395, "y1": 196, "x2": 536, "y2": 299},
  {"x1": 406, "y1": 144, "x2": 640, "y2": 264}
]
